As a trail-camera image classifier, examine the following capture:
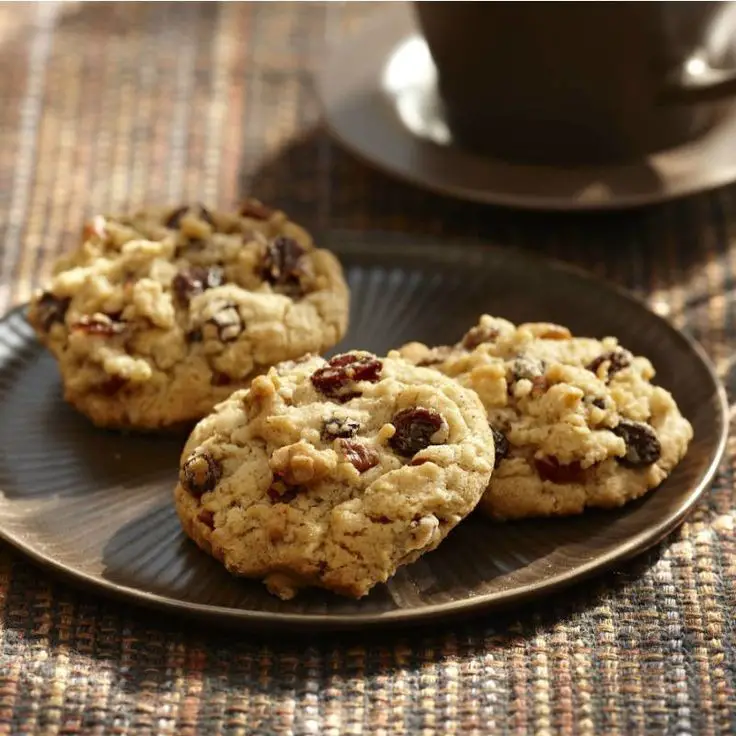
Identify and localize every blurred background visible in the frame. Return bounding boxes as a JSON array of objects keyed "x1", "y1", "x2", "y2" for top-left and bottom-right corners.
[{"x1": 3, "y1": 0, "x2": 736, "y2": 348}]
